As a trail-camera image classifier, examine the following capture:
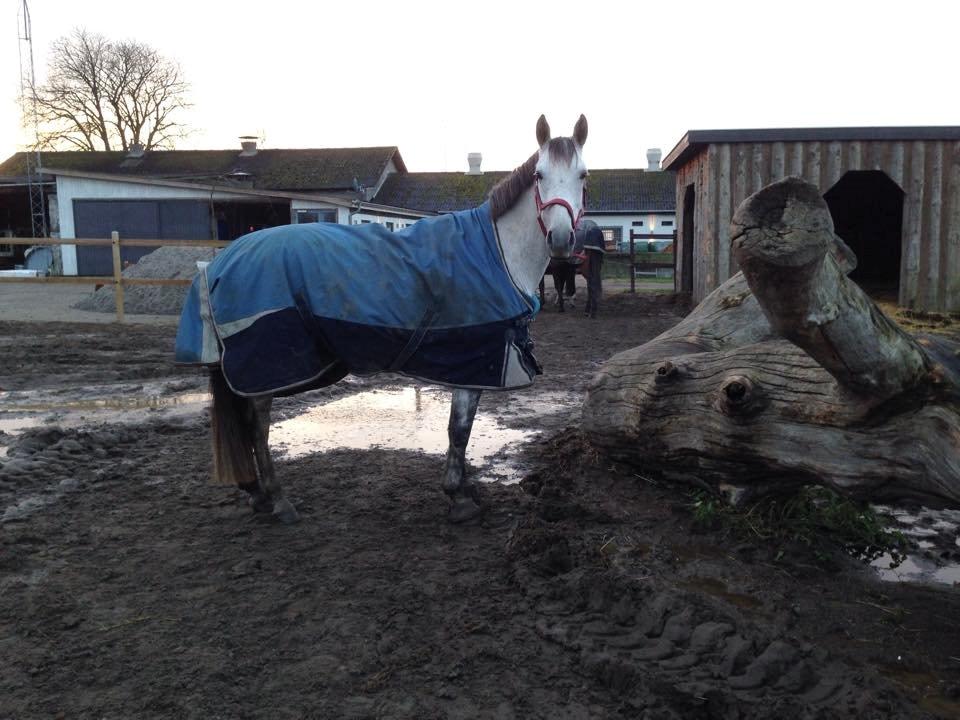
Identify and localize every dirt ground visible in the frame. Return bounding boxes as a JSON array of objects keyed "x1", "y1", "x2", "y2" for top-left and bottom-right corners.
[{"x1": 2, "y1": 293, "x2": 959, "y2": 720}]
